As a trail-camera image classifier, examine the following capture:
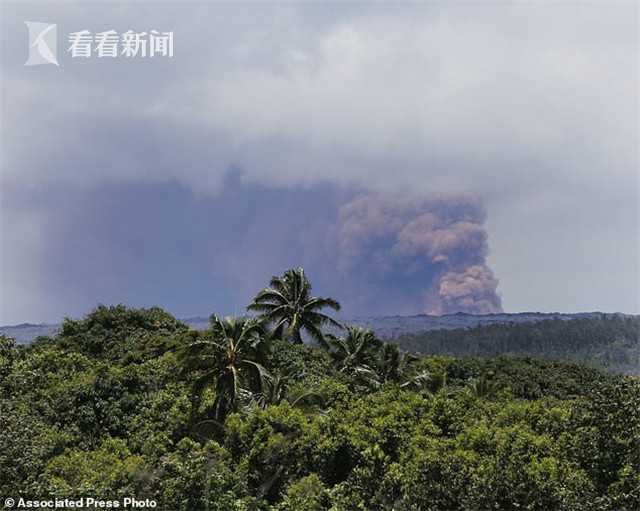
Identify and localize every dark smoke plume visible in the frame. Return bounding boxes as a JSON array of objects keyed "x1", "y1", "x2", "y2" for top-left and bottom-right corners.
[{"x1": 11, "y1": 176, "x2": 501, "y2": 320}]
